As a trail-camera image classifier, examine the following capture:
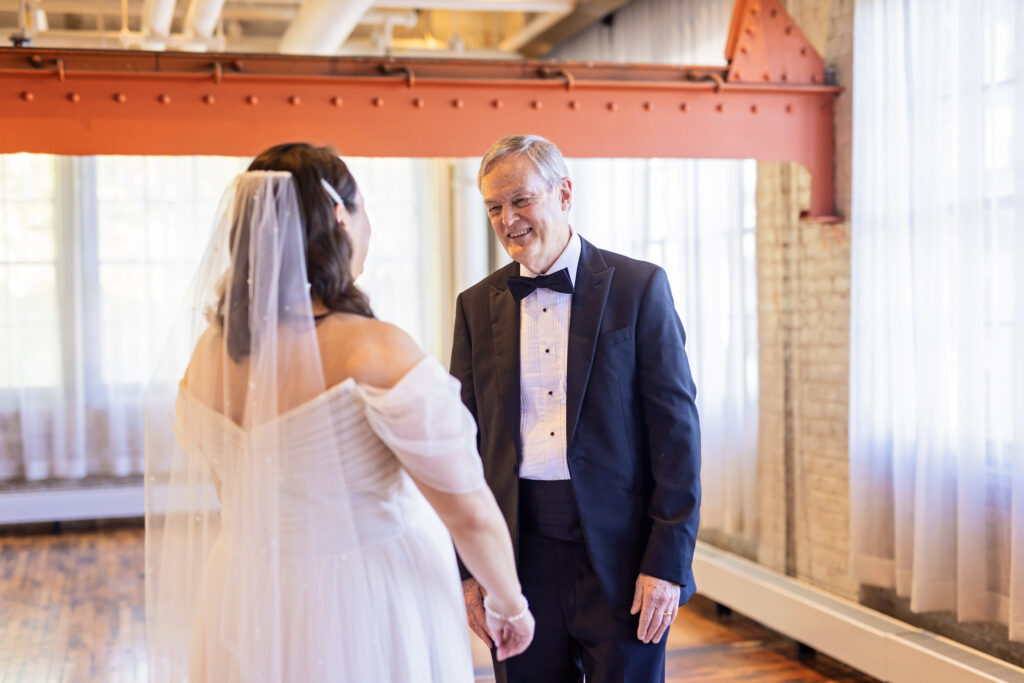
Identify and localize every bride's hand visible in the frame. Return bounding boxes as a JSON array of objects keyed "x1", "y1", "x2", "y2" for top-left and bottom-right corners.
[{"x1": 483, "y1": 596, "x2": 535, "y2": 661}]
